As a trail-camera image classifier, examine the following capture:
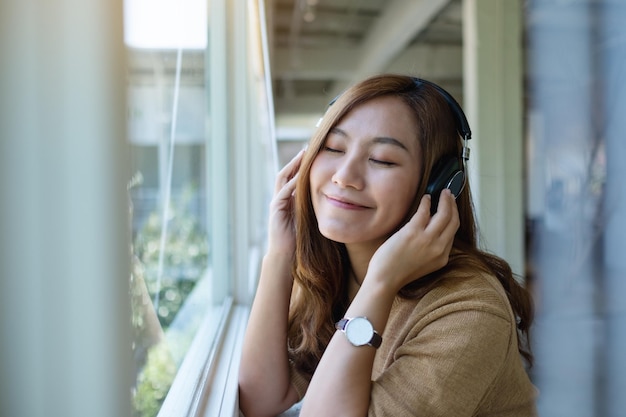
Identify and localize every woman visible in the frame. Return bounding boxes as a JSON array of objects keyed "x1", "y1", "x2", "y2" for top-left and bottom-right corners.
[{"x1": 239, "y1": 74, "x2": 537, "y2": 416}]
